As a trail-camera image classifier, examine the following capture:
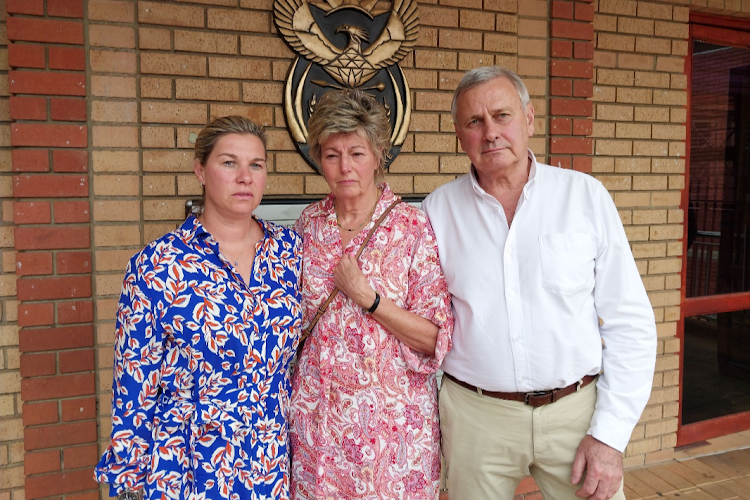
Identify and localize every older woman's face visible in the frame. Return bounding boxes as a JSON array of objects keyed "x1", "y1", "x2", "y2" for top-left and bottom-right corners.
[
  {"x1": 194, "y1": 133, "x2": 267, "y2": 220},
  {"x1": 319, "y1": 131, "x2": 379, "y2": 201}
]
